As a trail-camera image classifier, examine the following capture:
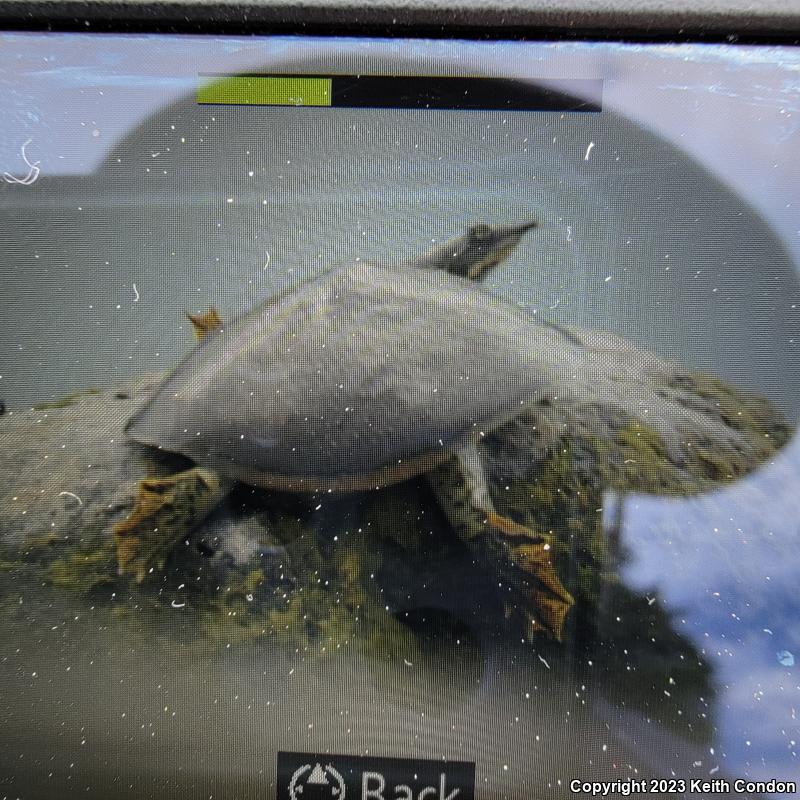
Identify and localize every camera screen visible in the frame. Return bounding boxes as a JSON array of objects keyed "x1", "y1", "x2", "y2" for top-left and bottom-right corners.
[{"x1": 0, "y1": 32, "x2": 798, "y2": 799}]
